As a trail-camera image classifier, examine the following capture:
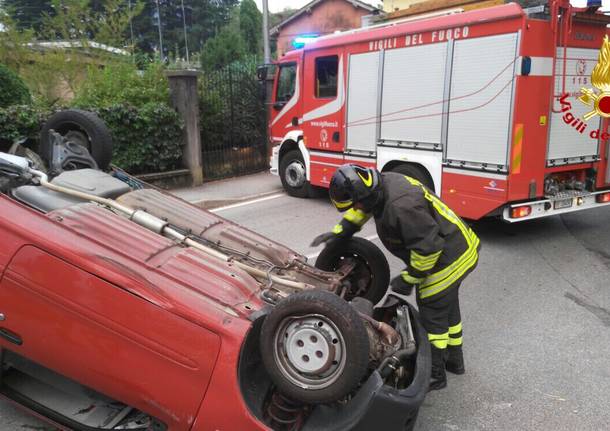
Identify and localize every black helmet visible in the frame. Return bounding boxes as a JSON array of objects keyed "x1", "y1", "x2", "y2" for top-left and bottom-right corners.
[{"x1": 329, "y1": 165, "x2": 383, "y2": 212}]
